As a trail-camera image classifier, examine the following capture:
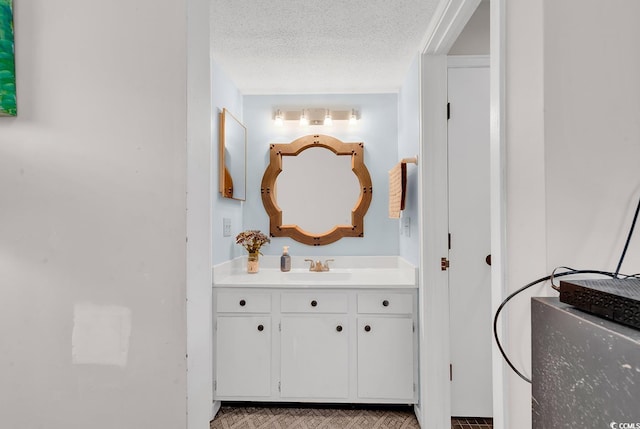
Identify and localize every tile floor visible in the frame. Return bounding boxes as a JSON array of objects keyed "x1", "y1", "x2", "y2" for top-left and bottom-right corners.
[
  {"x1": 451, "y1": 417, "x2": 494, "y2": 429},
  {"x1": 210, "y1": 405, "x2": 420, "y2": 429},
  {"x1": 210, "y1": 404, "x2": 493, "y2": 429}
]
